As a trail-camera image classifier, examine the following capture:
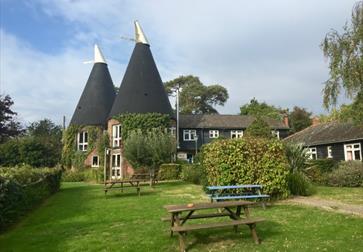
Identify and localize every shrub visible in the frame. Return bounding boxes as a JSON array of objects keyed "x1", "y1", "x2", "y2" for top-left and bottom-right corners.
[
  {"x1": 287, "y1": 172, "x2": 316, "y2": 196},
  {"x1": 305, "y1": 159, "x2": 339, "y2": 184},
  {"x1": 0, "y1": 166, "x2": 62, "y2": 231},
  {"x1": 180, "y1": 163, "x2": 207, "y2": 186},
  {"x1": 326, "y1": 161, "x2": 363, "y2": 187},
  {"x1": 158, "y1": 163, "x2": 181, "y2": 180},
  {"x1": 202, "y1": 137, "x2": 289, "y2": 198},
  {"x1": 61, "y1": 170, "x2": 86, "y2": 182},
  {"x1": 284, "y1": 143, "x2": 309, "y2": 172}
]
